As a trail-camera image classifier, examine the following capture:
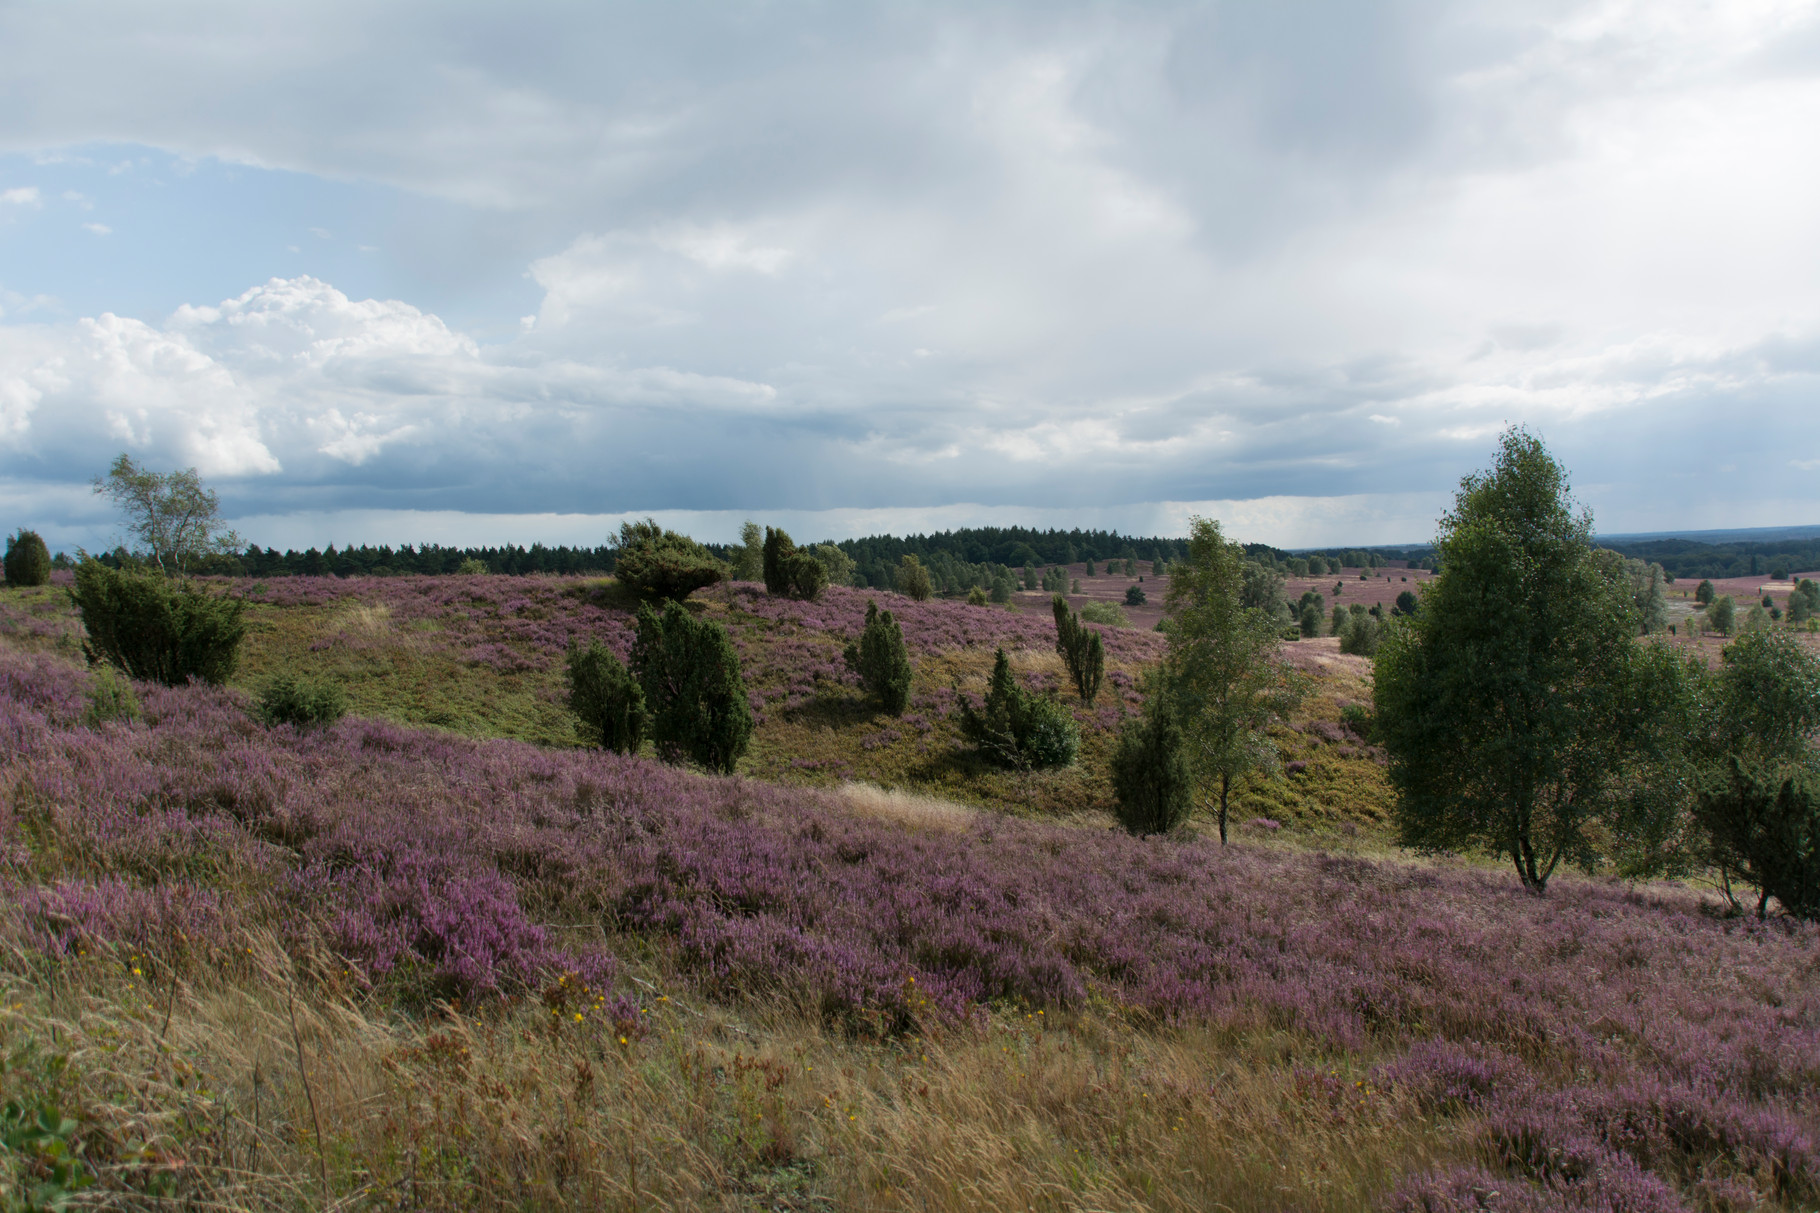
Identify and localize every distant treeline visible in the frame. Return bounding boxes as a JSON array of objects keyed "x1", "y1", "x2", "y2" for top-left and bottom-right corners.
[
  {"x1": 63, "y1": 525, "x2": 1447, "y2": 584},
  {"x1": 1595, "y1": 536, "x2": 1820, "y2": 581},
  {"x1": 826, "y1": 527, "x2": 1273, "y2": 592},
  {"x1": 84, "y1": 542, "x2": 620, "y2": 578}
]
